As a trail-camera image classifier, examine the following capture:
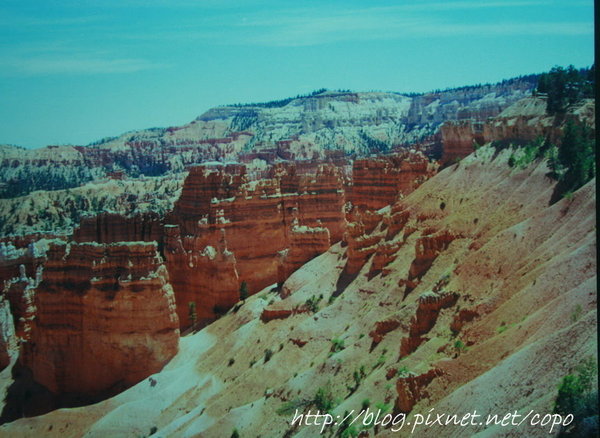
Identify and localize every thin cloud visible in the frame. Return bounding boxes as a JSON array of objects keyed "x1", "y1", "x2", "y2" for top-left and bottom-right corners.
[
  {"x1": 0, "y1": 55, "x2": 166, "y2": 75},
  {"x1": 128, "y1": 2, "x2": 591, "y2": 47},
  {"x1": 0, "y1": 12, "x2": 105, "y2": 28},
  {"x1": 239, "y1": 10, "x2": 593, "y2": 47}
]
